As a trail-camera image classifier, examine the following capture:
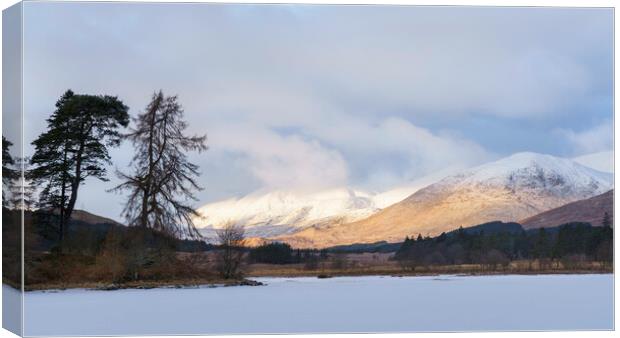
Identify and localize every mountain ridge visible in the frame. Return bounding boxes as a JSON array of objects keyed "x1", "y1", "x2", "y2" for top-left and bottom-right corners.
[{"x1": 276, "y1": 152, "x2": 612, "y2": 248}]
